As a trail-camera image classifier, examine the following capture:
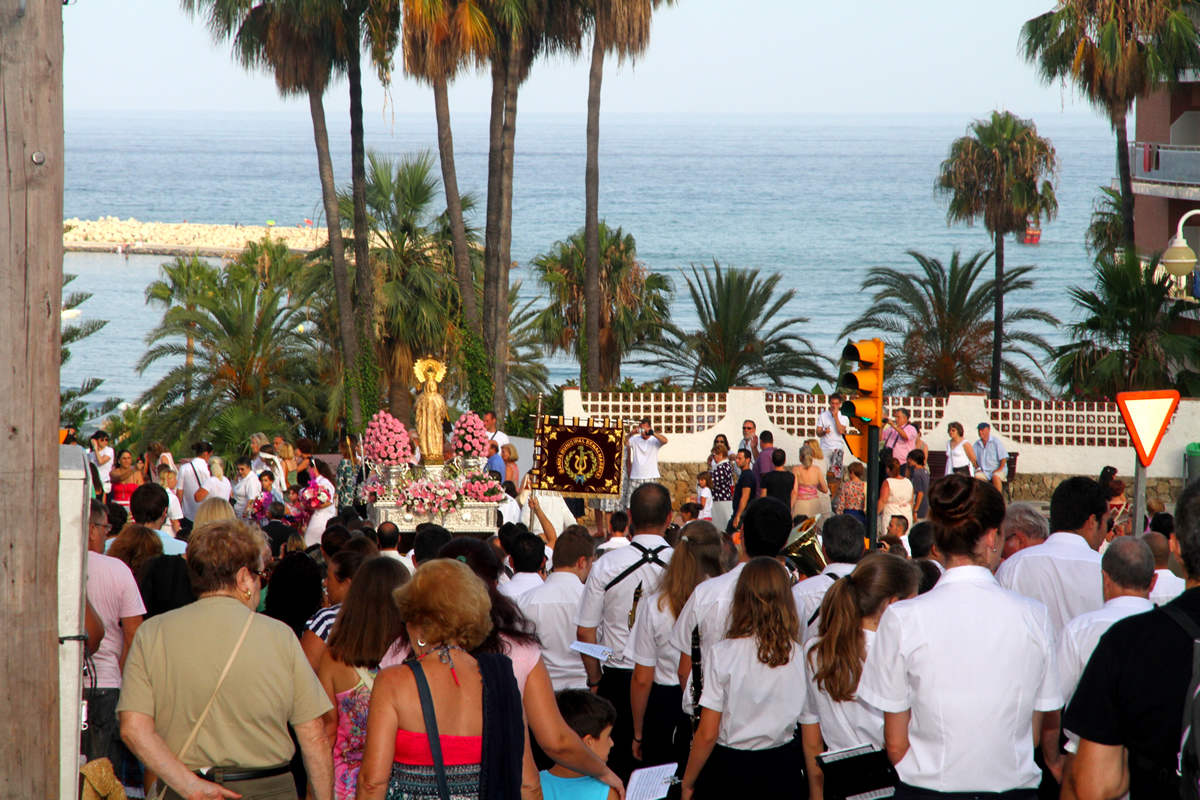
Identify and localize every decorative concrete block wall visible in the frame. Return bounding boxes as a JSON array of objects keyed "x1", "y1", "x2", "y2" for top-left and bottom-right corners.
[{"x1": 563, "y1": 388, "x2": 1200, "y2": 485}]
